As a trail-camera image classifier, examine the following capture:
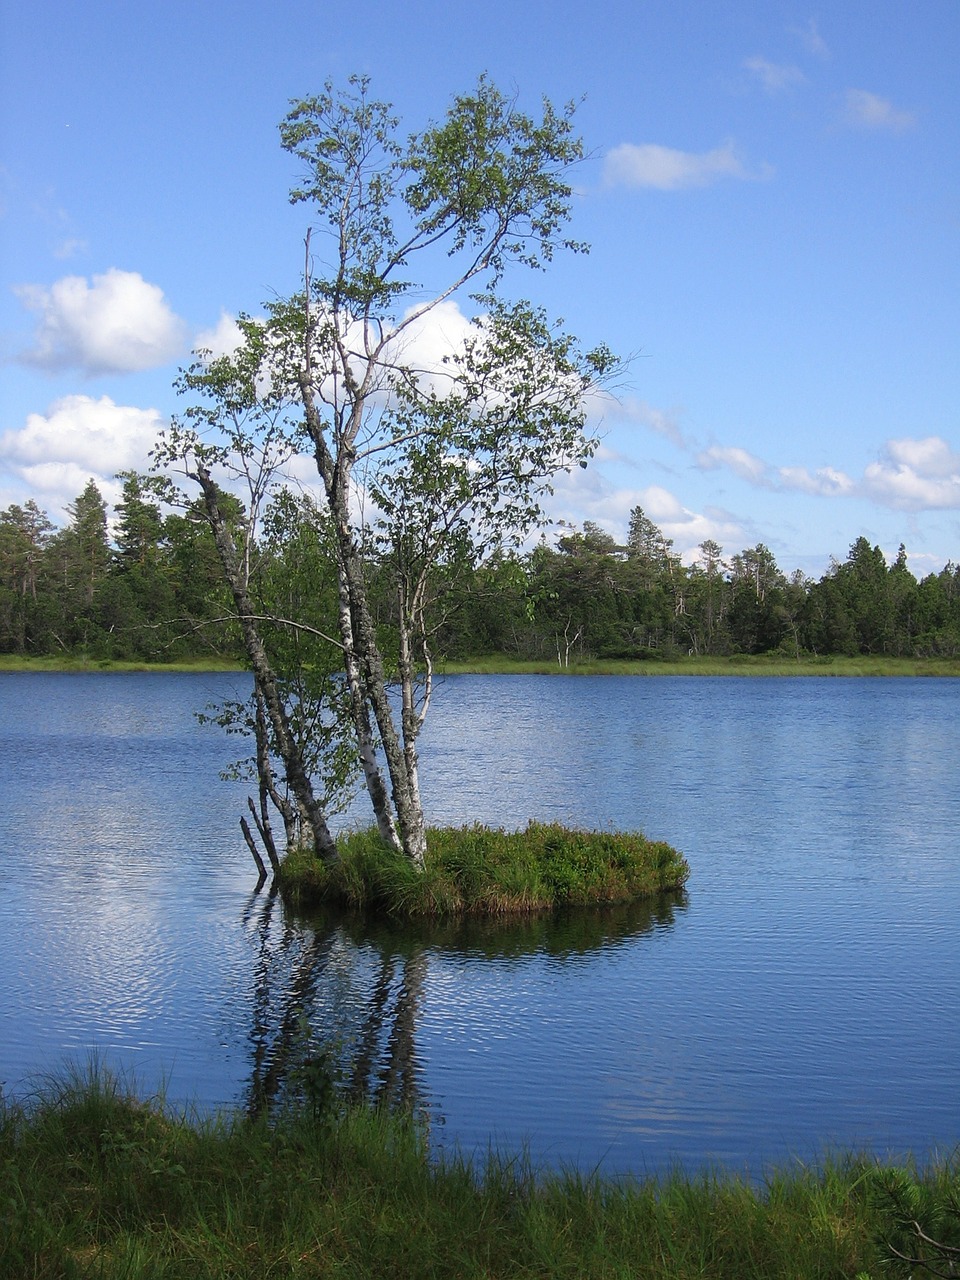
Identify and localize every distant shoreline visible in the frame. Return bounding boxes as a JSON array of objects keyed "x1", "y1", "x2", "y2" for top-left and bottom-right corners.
[
  {"x1": 0, "y1": 656, "x2": 246, "y2": 674},
  {"x1": 438, "y1": 654, "x2": 960, "y2": 677},
  {"x1": 2, "y1": 653, "x2": 958, "y2": 677}
]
